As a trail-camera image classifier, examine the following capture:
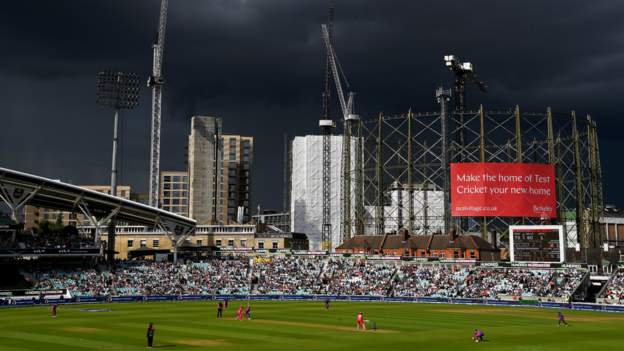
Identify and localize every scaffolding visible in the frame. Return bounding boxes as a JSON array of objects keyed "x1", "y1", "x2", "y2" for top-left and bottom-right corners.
[{"x1": 339, "y1": 91, "x2": 604, "y2": 249}]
